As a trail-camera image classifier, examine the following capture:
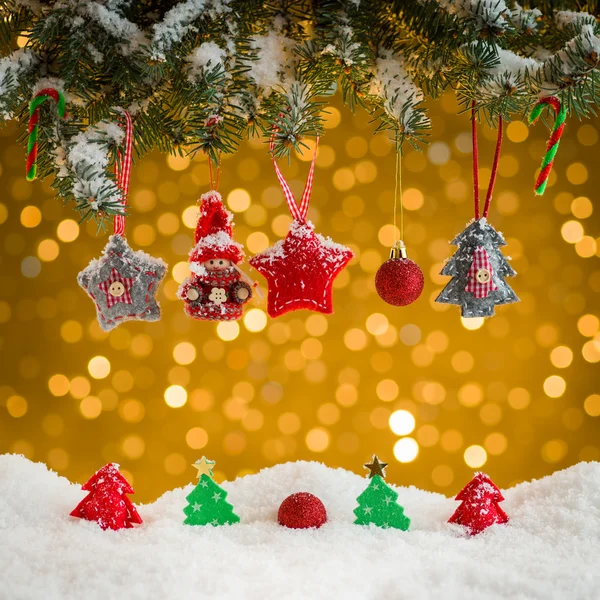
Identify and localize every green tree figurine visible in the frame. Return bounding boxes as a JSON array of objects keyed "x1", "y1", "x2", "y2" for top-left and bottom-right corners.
[
  {"x1": 353, "y1": 456, "x2": 410, "y2": 531},
  {"x1": 183, "y1": 456, "x2": 240, "y2": 527}
]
